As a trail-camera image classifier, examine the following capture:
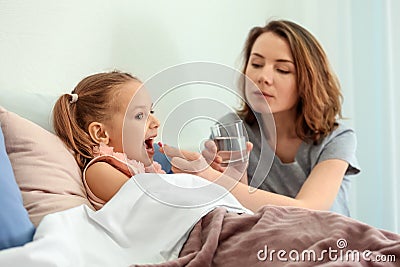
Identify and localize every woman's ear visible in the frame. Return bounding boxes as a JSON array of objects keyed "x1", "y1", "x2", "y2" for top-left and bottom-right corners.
[{"x1": 88, "y1": 122, "x2": 110, "y2": 144}]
